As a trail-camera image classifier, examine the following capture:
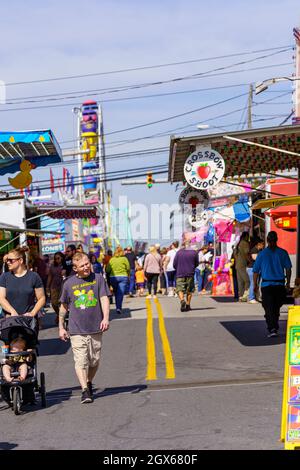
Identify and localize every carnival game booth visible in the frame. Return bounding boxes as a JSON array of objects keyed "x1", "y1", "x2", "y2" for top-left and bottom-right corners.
[
  {"x1": 33, "y1": 203, "x2": 100, "y2": 252},
  {"x1": 169, "y1": 124, "x2": 300, "y2": 277},
  {"x1": 181, "y1": 180, "x2": 252, "y2": 297}
]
